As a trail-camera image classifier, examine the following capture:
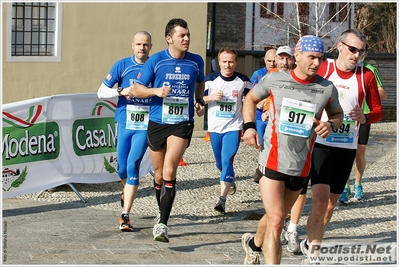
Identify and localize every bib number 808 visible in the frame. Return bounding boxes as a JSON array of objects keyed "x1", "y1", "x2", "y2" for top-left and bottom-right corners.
[{"x1": 131, "y1": 113, "x2": 145, "y2": 122}]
